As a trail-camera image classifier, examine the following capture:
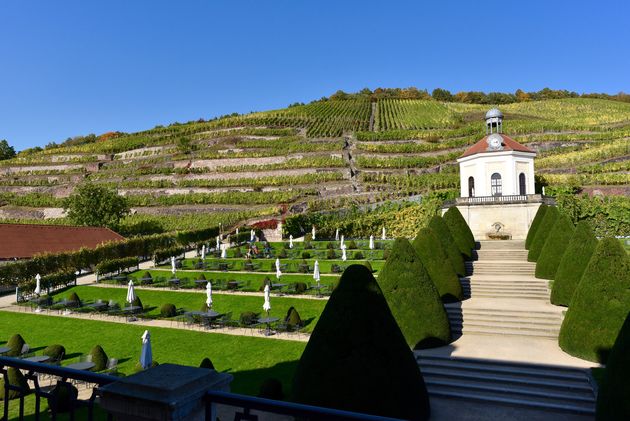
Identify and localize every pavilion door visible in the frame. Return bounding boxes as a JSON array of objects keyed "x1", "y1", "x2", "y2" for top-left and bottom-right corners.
[
  {"x1": 468, "y1": 177, "x2": 475, "y2": 197},
  {"x1": 519, "y1": 173, "x2": 526, "y2": 195},
  {"x1": 491, "y1": 173, "x2": 502, "y2": 196}
]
